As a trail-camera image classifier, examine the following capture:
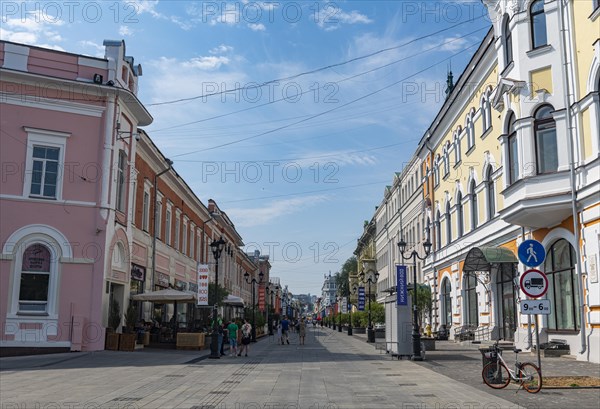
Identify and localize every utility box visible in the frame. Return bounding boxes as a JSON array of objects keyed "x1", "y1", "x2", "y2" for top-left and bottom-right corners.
[{"x1": 384, "y1": 294, "x2": 412, "y2": 358}]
